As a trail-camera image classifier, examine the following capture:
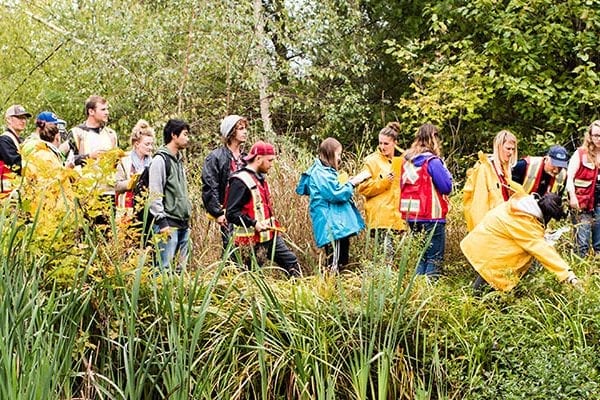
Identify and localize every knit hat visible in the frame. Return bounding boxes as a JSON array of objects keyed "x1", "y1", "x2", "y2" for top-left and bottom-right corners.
[
  {"x1": 219, "y1": 115, "x2": 244, "y2": 138},
  {"x1": 5, "y1": 104, "x2": 31, "y2": 118},
  {"x1": 243, "y1": 141, "x2": 276, "y2": 161}
]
